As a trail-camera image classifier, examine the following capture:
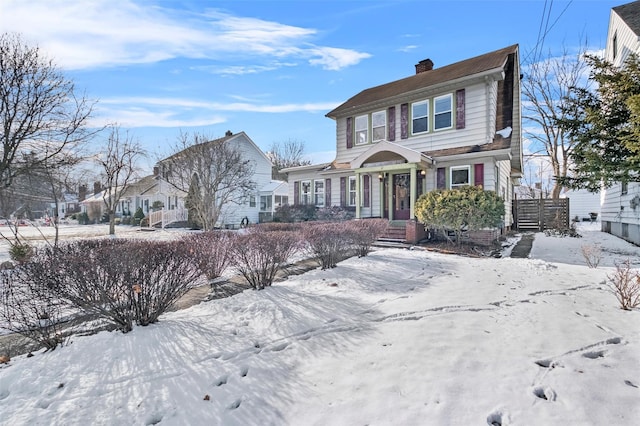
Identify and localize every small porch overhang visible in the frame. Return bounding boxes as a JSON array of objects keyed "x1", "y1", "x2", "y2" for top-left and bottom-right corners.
[{"x1": 350, "y1": 140, "x2": 435, "y2": 170}]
